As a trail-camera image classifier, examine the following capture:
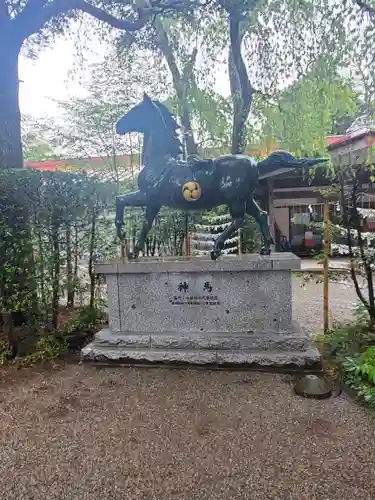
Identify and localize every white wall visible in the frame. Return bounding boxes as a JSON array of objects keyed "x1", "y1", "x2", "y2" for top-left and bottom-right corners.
[{"x1": 274, "y1": 207, "x2": 290, "y2": 239}]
